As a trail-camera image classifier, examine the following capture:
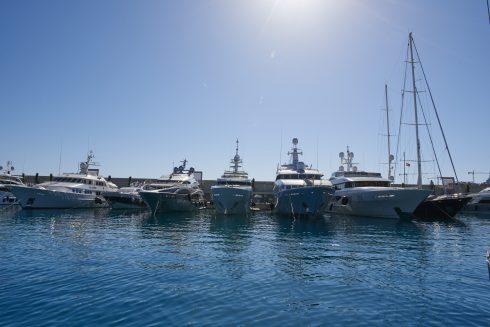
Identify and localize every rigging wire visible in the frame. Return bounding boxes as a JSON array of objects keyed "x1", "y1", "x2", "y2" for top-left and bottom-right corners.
[
  {"x1": 416, "y1": 91, "x2": 443, "y2": 182},
  {"x1": 487, "y1": 0, "x2": 490, "y2": 24},
  {"x1": 412, "y1": 37, "x2": 460, "y2": 183}
]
